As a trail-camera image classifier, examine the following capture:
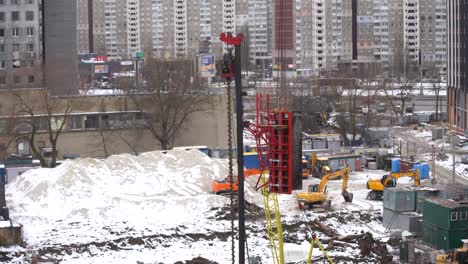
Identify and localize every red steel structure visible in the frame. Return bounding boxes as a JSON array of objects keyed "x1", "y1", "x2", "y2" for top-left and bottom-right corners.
[{"x1": 246, "y1": 94, "x2": 294, "y2": 194}]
